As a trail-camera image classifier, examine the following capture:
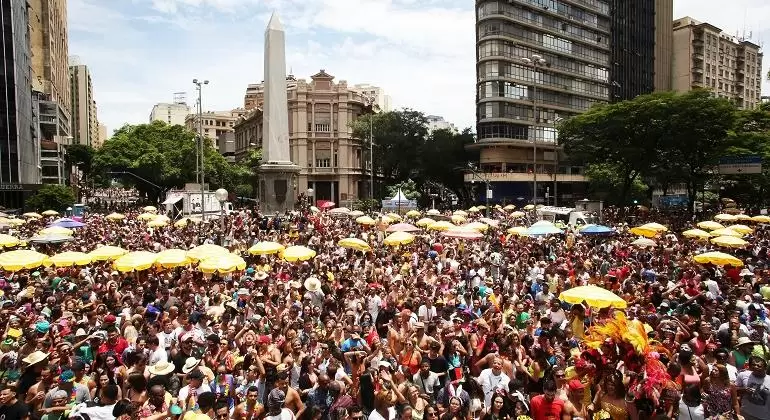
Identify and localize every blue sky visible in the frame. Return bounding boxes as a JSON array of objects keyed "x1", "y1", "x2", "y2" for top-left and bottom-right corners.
[{"x1": 69, "y1": 0, "x2": 770, "y2": 137}]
